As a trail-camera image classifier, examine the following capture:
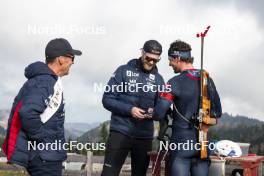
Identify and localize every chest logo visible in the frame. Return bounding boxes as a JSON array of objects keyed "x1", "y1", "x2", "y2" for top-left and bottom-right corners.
[
  {"x1": 127, "y1": 70, "x2": 139, "y2": 77},
  {"x1": 149, "y1": 74, "x2": 155, "y2": 80}
]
